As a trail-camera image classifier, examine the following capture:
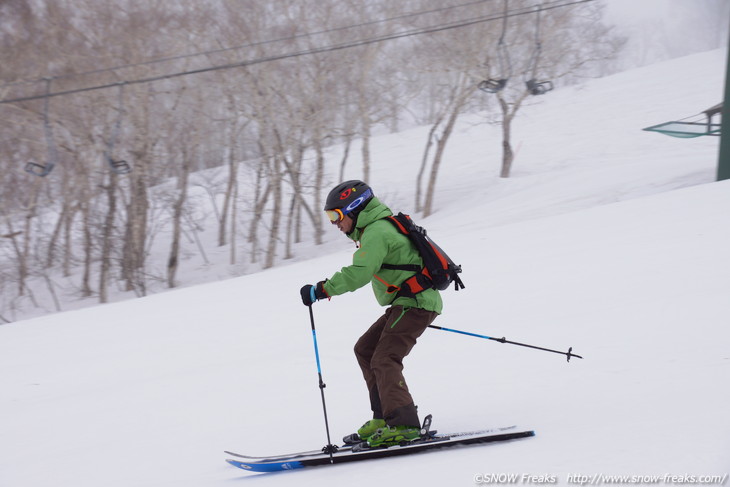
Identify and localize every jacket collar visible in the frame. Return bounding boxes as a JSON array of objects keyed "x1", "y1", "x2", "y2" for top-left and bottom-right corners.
[{"x1": 347, "y1": 197, "x2": 392, "y2": 241}]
